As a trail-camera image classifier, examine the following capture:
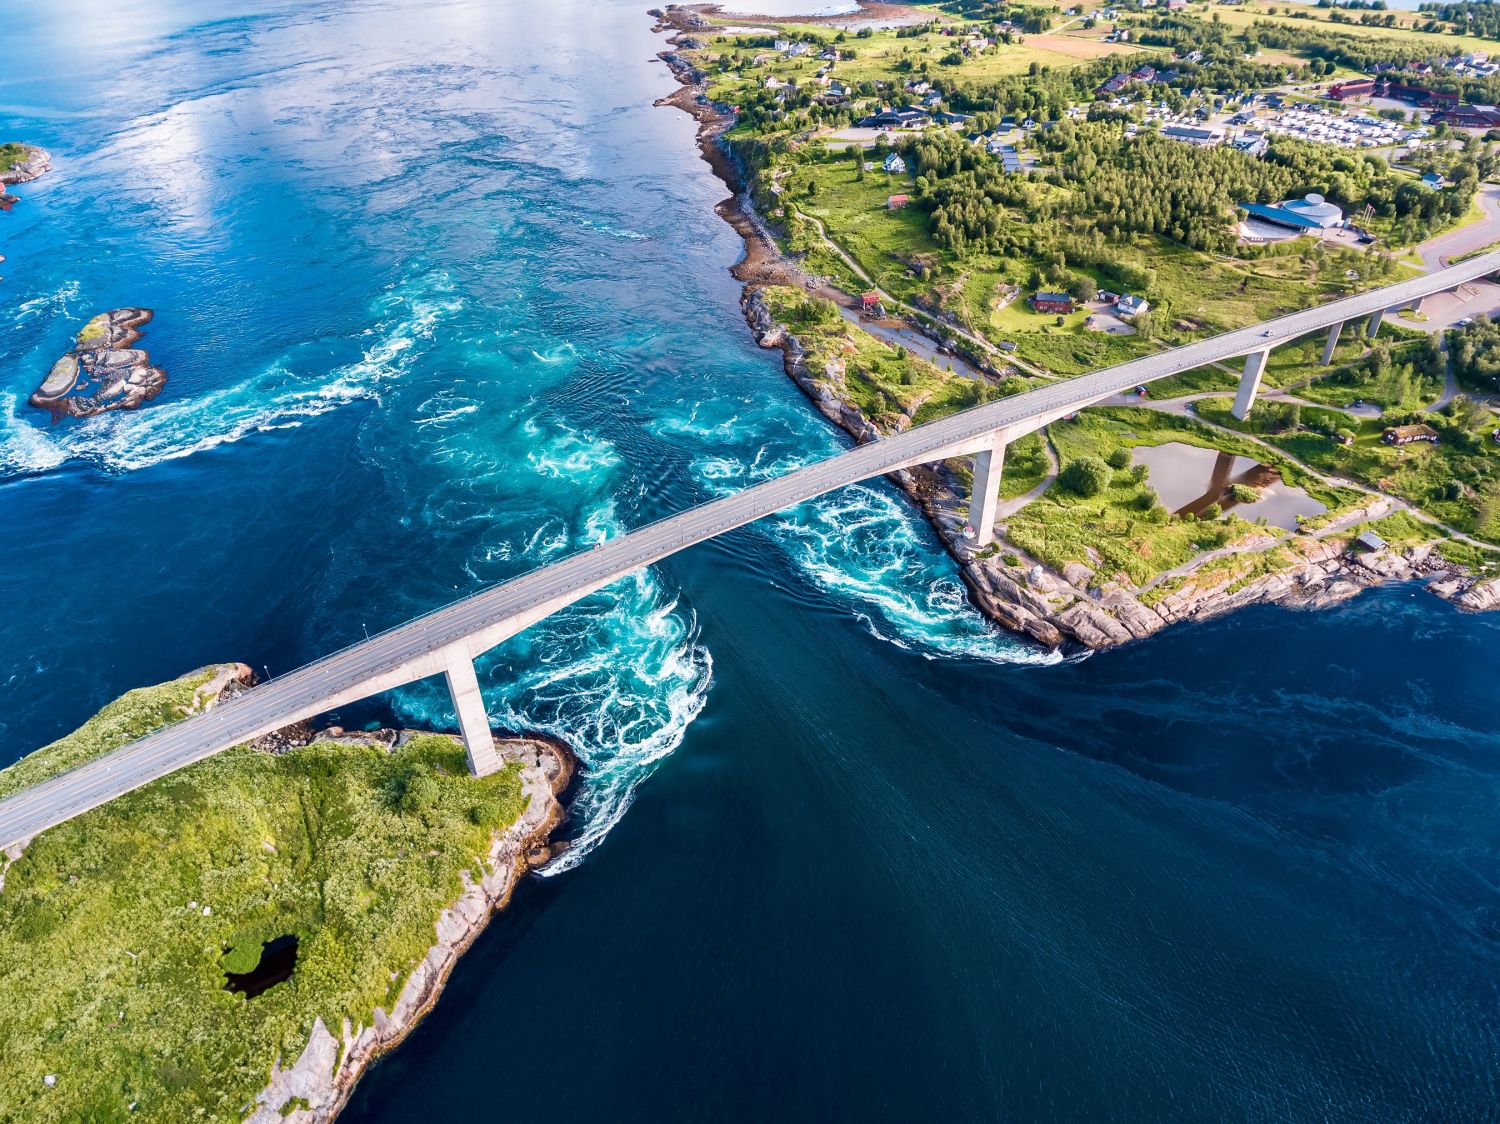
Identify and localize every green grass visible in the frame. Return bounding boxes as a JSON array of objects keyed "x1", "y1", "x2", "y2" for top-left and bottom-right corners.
[
  {"x1": 761, "y1": 285, "x2": 994, "y2": 428},
  {"x1": 1195, "y1": 396, "x2": 1500, "y2": 542},
  {"x1": 0, "y1": 669, "x2": 529, "y2": 1123},
  {"x1": 0, "y1": 142, "x2": 30, "y2": 172}
]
